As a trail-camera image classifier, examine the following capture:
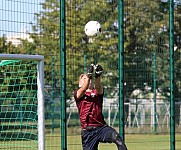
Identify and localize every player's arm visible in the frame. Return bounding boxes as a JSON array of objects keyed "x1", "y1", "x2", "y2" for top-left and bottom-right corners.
[
  {"x1": 76, "y1": 74, "x2": 91, "y2": 99},
  {"x1": 95, "y1": 76, "x2": 103, "y2": 95},
  {"x1": 76, "y1": 64, "x2": 94, "y2": 99},
  {"x1": 94, "y1": 64, "x2": 103, "y2": 95}
]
